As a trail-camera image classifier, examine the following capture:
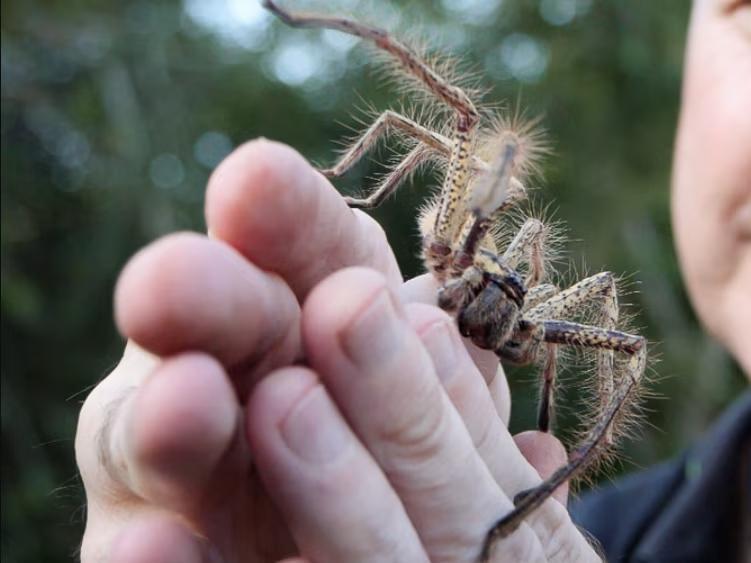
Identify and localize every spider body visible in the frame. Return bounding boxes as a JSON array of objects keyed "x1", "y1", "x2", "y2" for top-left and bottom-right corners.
[
  {"x1": 263, "y1": 2, "x2": 648, "y2": 559},
  {"x1": 437, "y1": 251, "x2": 527, "y2": 352}
]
